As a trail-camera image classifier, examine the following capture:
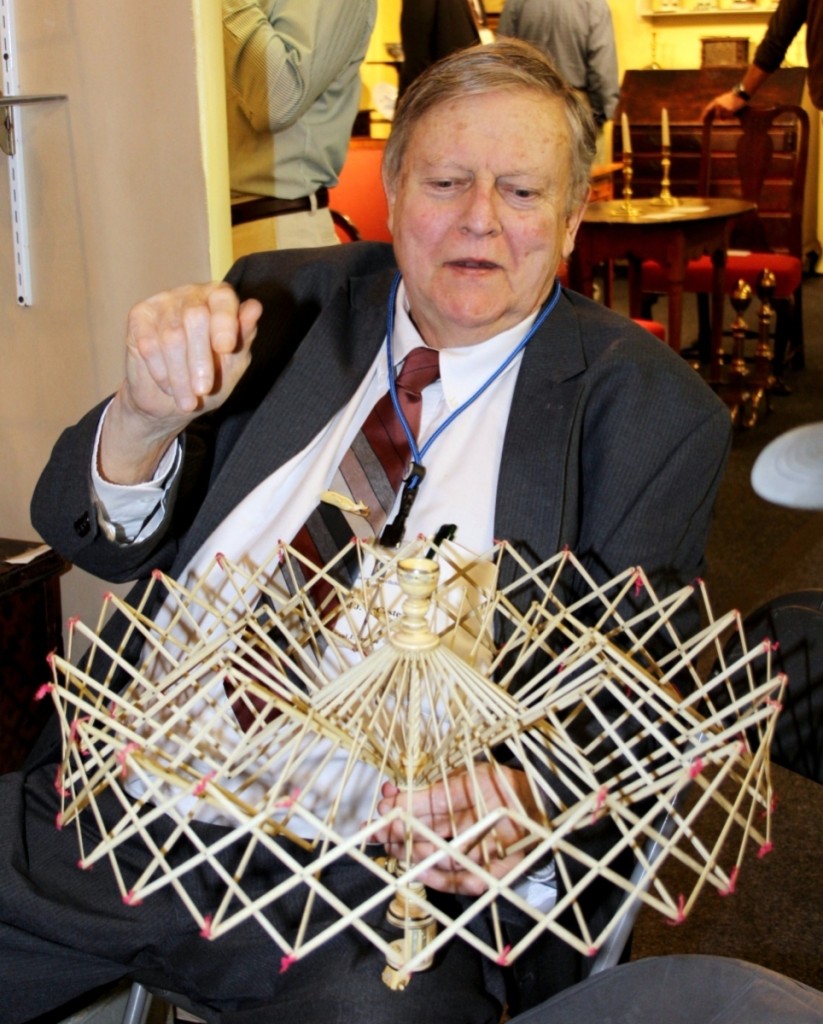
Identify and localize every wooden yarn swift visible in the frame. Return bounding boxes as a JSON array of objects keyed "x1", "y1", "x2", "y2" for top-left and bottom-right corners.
[{"x1": 45, "y1": 539, "x2": 783, "y2": 986}]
